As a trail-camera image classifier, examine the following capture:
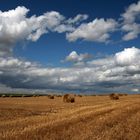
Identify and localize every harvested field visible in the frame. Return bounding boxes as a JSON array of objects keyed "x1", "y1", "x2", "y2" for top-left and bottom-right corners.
[{"x1": 0, "y1": 94, "x2": 140, "y2": 140}]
